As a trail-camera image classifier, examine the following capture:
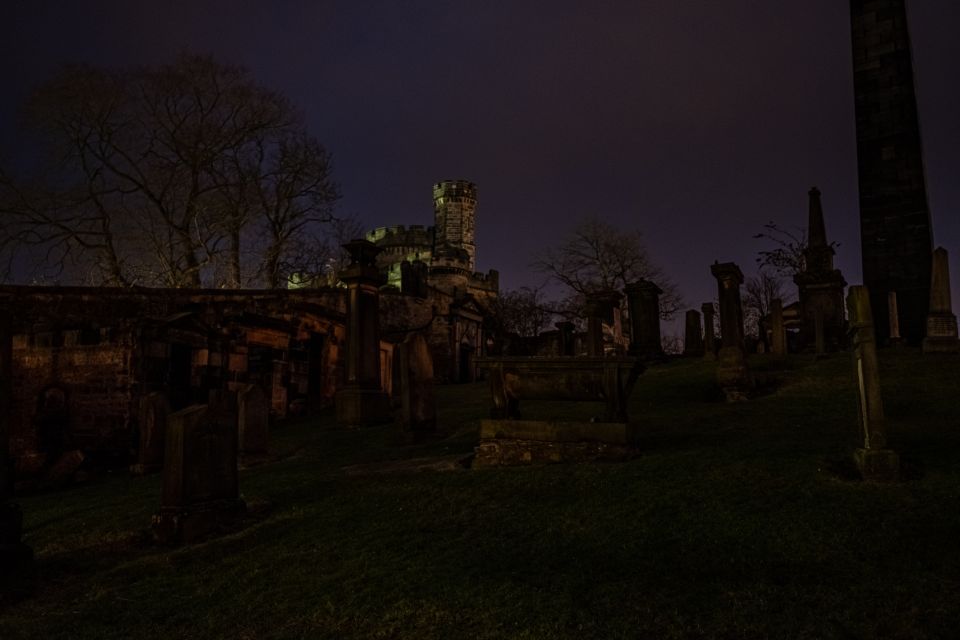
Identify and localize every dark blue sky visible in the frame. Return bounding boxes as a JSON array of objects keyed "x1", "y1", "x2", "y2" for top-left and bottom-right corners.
[{"x1": 3, "y1": 1, "x2": 959, "y2": 329}]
